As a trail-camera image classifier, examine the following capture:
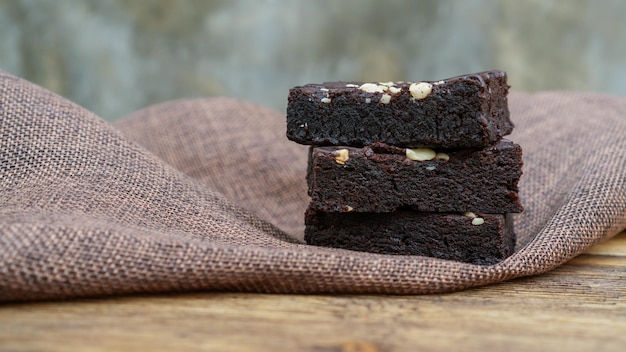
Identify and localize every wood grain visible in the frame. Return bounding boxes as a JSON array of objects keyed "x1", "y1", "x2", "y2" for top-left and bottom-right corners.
[{"x1": 1, "y1": 231, "x2": 625, "y2": 352}]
